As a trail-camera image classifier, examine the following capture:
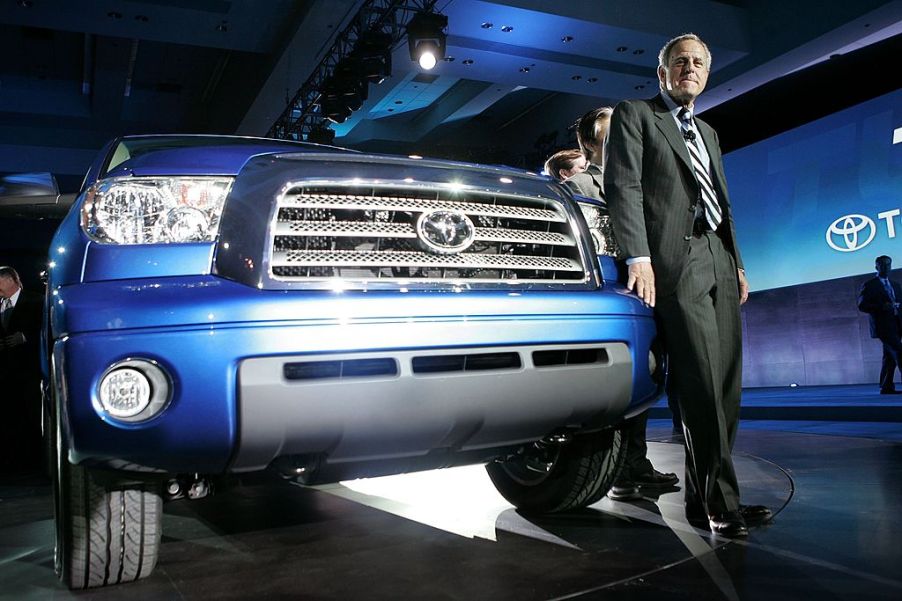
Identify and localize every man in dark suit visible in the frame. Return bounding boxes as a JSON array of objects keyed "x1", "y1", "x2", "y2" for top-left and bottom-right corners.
[
  {"x1": 858, "y1": 255, "x2": 902, "y2": 394},
  {"x1": 604, "y1": 34, "x2": 770, "y2": 537},
  {"x1": 0, "y1": 266, "x2": 44, "y2": 472}
]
